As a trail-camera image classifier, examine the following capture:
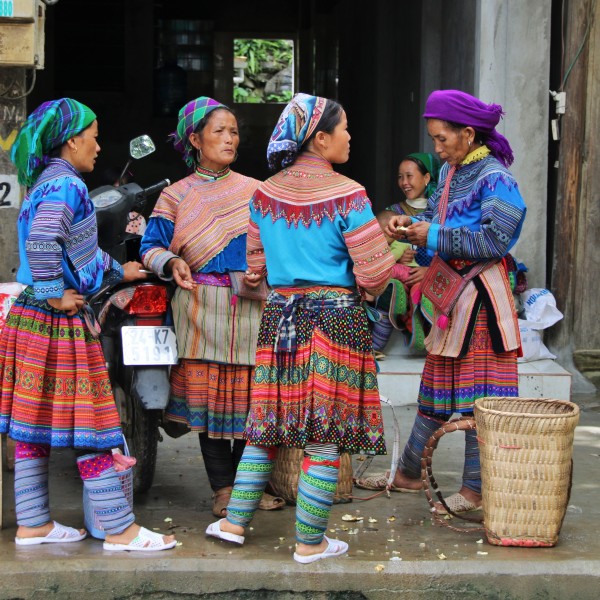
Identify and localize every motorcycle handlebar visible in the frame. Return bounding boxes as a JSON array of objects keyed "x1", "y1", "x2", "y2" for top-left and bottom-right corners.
[{"x1": 141, "y1": 179, "x2": 170, "y2": 198}]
